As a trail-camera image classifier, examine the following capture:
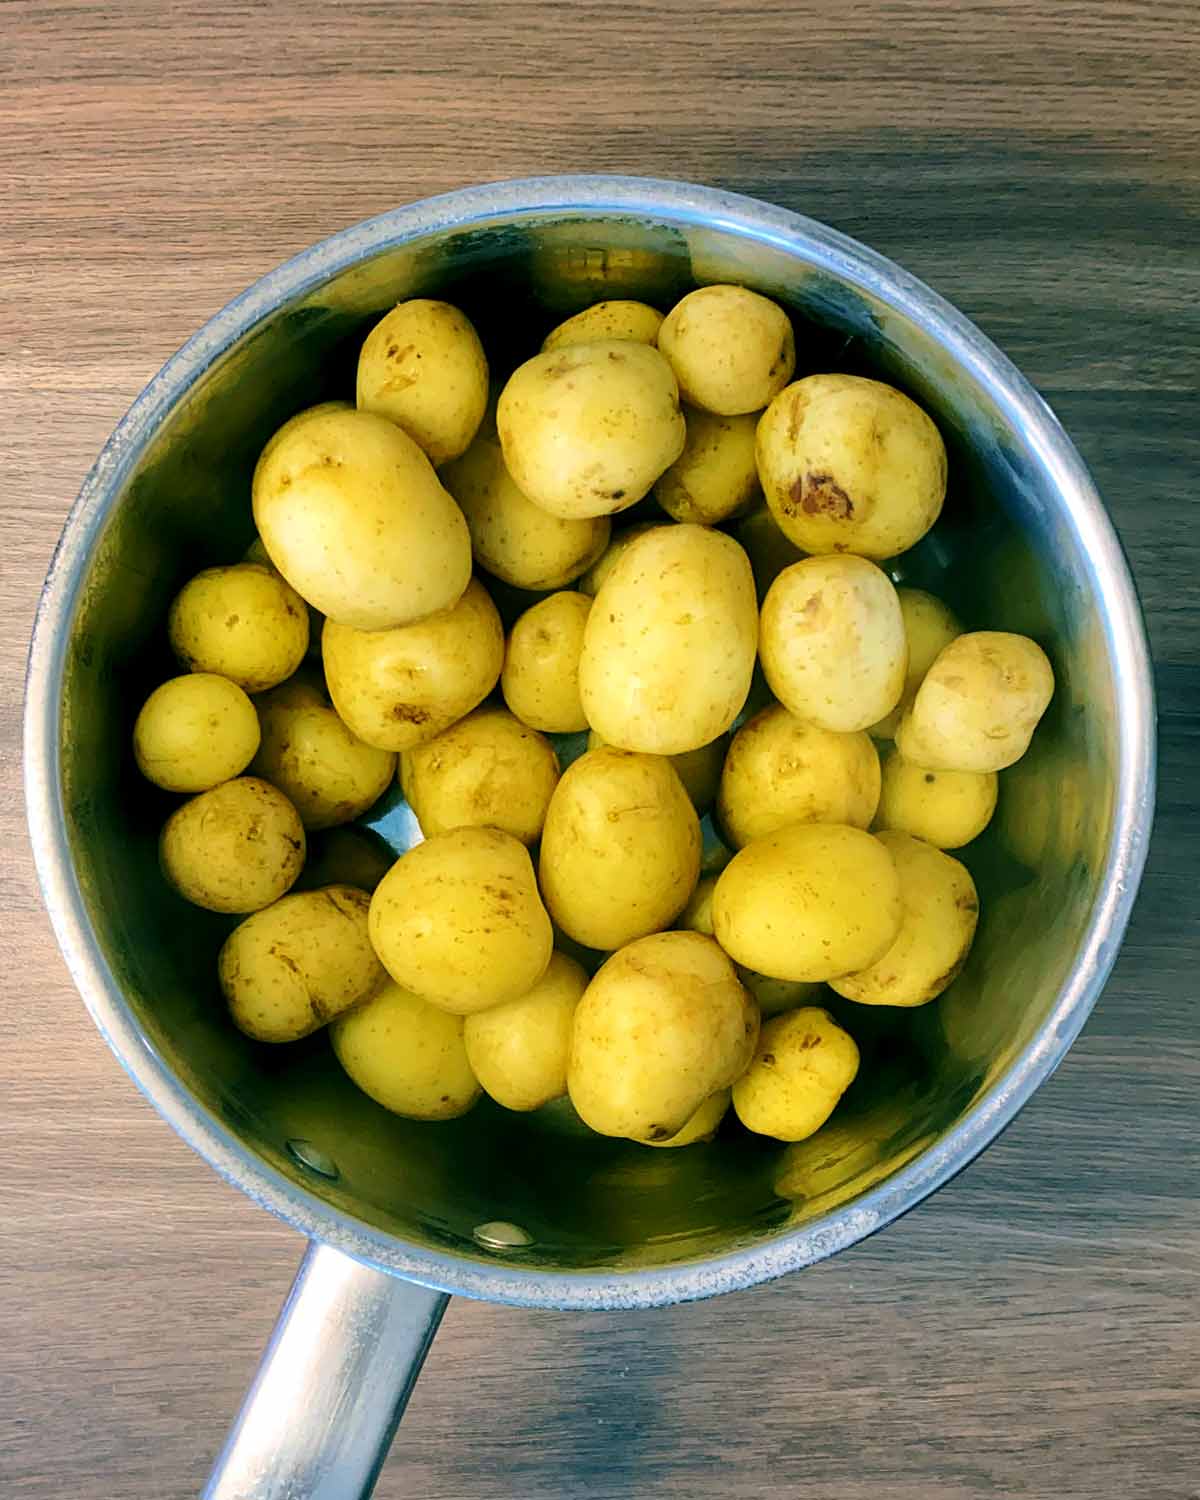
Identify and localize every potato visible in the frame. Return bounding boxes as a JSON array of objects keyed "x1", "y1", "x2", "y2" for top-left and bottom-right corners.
[
  {"x1": 356, "y1": 299, "x2": 488, "y2": 466},
  {"x1": 463, "y1": 952, "x2": 587, "y2": 1111},
  {"x1": 399, "y1": 706, "x2": 560, "y2": 846},
  {"x1": 167, "y1": 563, "x2": 307, "y2": 693},
  {"x1": 587, "y1": 729, "x2": 727, "y2": 814},
  {"x1": 579, "y1": 524, "x2": 757, "y2": 754},
  {"x1": 542, "y1": 300, "x2": 665, "y2": 352},
  {"x1": 538, "y1": 747, "x2": 702, "y2": 950},
  {"x1": 712, "y1": 823, "x2": 902, "y2": 981},
  {"x1": 738, "y1": 971, "x2": 823, "y2": 1018},
  {"x1": 653, "y1": 408, "x2": 760, "y2": 525},
  {"x1": 219, "y1": 884, "x2": 384, "y2": 1042},
  {"x1": 252, "y1": 404, "x2": 471, "y2": 630},
  {"x1": 677, "y1": 875, "x2": 718, "y2": 936},
  {"x1": 759, "y1": 556, "x2": 906, "y2": 732},
  {"x1": 497, "y1": 340, "x2": 685, "y2": 519},
  {"x1": 732, "y1": 505, "x2": 806, "y2": 601},
  {"x1": 895, "y1": 631, "x2": 1055, "y2": 773},
  {"x1": 657, "y1": 285, "x2": 794, "y2": 415},
  {"x1": 830, "y1": 832, "x2": 979, "y2": 1006},
  {"x1": 732, "y1": 1007, "x2": 860, "y2": 1142},
  {"x1": 717, "y1": 705, "x2": 880, "y2": 848},
  {"x1": 368, "y1": 827, "x2": 552, "y2": 1014},
  {"x1": 133, "y1": 673, "x2": 260, "y2": 793},
  {"x1": 332, "y1": 980, "x2": 481, "y2": 1119},
  {"x1": 160, "y1": 776, "x2": 304, "y2": 914},
  {"x1": 293, "y1": 825, "x2": 395, "y2": 894},
  {"x1": 501, "y1": 591, "x2": 591, "y2": 734},
  {"x1": 578, "y1": 522, "x2": 667, "y2": 596},
  {"x1": 875, "y1": 746, "x2": 997, "y2": 849},
  {"x1": 322, "y1": 577, "x2": 504, "y2": 752},
  {"x1": 568, "y1": 931, "x2": 759, "y2": 1141},
  {"x1": 869, "y1": 588, "x2": 962, "y2": 739},
  {"x1": 643, "y1": 1088, "x2": 730, "y2": 1148}
]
